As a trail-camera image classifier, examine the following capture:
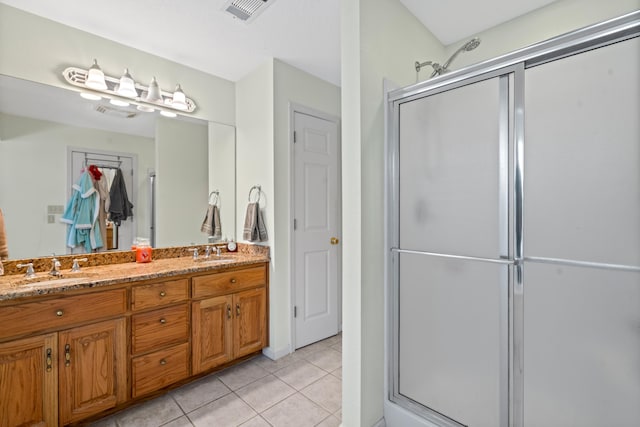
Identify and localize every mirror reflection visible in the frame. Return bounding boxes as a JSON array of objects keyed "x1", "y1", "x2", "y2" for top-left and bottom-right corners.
[{"x1": 0, "y1": 75, "x2": 236, "y2": 260}]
